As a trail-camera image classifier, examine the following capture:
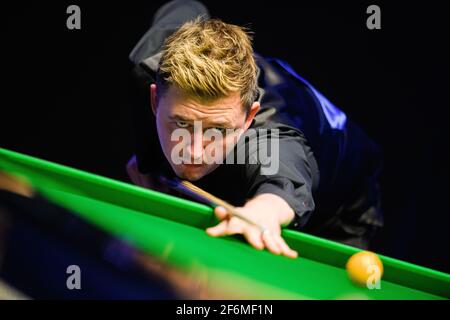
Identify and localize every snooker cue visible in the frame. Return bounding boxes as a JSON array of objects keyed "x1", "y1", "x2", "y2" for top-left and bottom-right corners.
[{"x1": 179, "y1": 180, "x2": 267, "y2": 233}]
